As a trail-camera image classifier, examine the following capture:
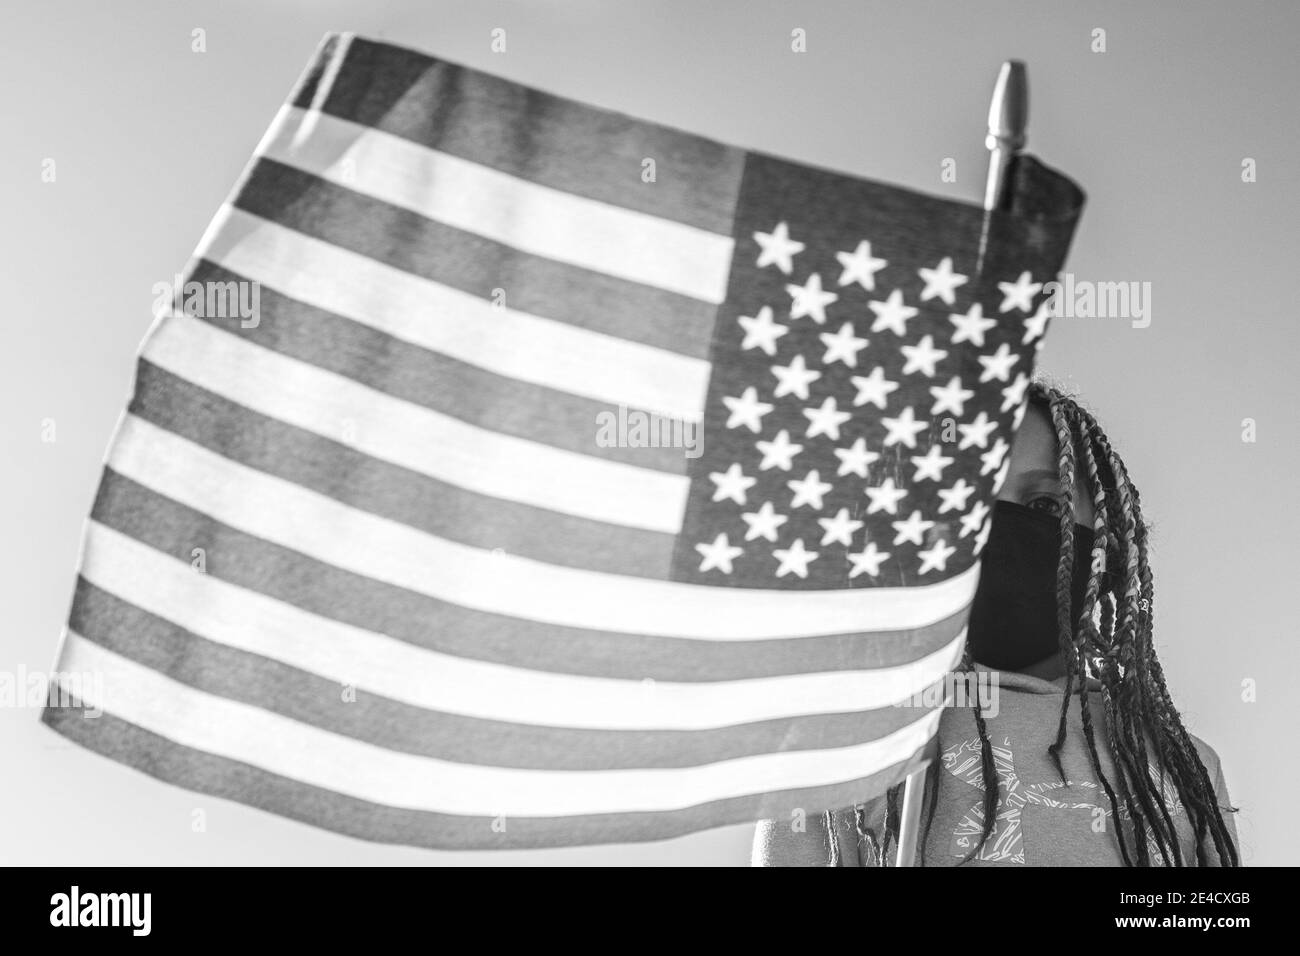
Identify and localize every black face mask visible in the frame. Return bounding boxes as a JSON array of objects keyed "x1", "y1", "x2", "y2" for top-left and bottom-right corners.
[{"x1": 966, "y1": 500, "x2": 1102, "y2": 671}]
